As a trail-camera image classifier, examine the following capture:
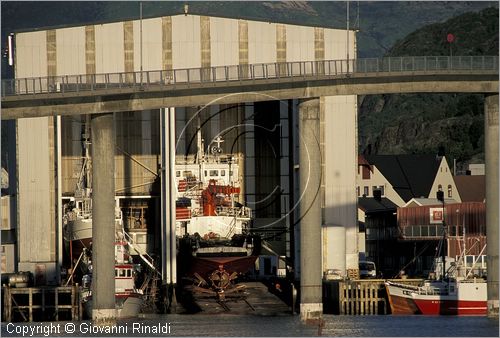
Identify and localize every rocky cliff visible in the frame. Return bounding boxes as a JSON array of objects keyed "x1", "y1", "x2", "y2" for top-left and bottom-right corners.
[{"x1": 358, "y1": 7, "x2": 498, "y2": 172}]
